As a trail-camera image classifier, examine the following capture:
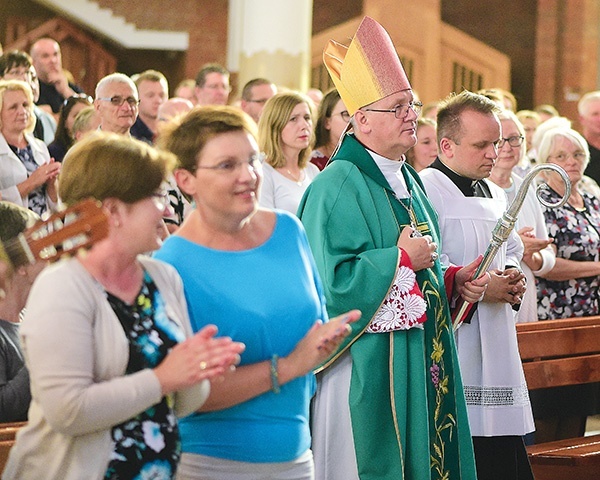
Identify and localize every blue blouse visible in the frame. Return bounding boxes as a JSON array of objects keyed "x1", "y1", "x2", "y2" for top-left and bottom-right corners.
[{"x1": 154, "y1": 211, "x2": 326, "y2": 462}]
